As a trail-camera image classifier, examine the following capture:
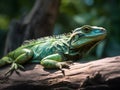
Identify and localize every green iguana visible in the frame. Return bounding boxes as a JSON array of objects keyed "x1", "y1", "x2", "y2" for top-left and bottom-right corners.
[{"x1": 0, "y1": 25, "x2": 106, "y2": 77}]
